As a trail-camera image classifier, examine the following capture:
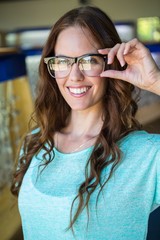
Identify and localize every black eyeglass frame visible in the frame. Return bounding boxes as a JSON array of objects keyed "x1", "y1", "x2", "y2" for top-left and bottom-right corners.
[{"x1": 44, "y1": 53, "x2": 108, "y2": 78}]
